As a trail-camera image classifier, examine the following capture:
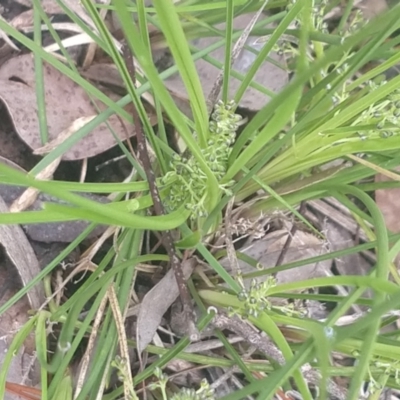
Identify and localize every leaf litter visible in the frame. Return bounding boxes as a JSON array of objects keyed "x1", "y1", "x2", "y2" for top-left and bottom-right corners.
[
  {"x1": 0, "y1": 264, "x2": 40, "y2": 400},
  {"x1": 161, "y1": 12, "x2": 289, "y2": 113},
  {"x1": 0, "y1": 3, "x2": 144, "y2": 395},
  {"x1": 0, "y1": 158, "x2": 109, "y2": 243},
  {"x1": 0, "y1": 53, "x2": 136, "y2": 160}
]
